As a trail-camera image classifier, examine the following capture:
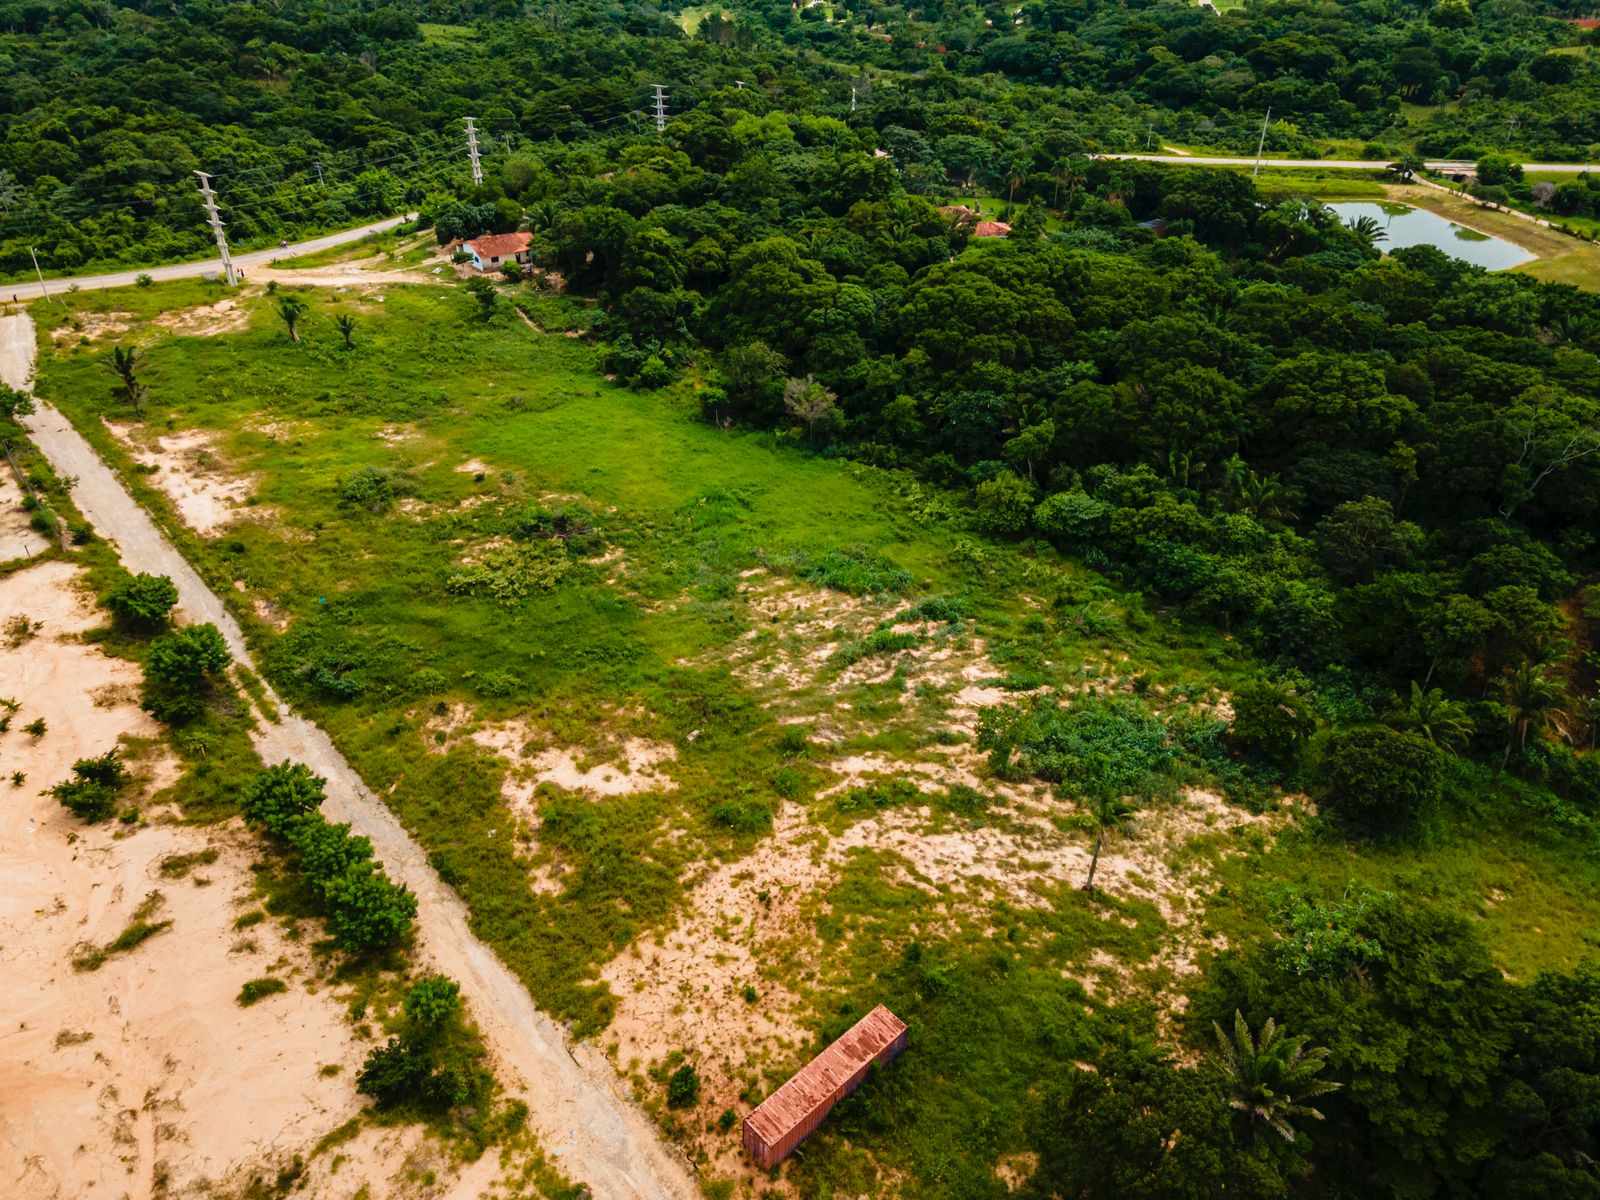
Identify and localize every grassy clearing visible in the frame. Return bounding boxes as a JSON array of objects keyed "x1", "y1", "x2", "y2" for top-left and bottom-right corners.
[
  {"x1": 1252, "y1": 168, "x2": 1388, "y2": 199},
  {"x1": 30, "y1": 278, "x2": 1600, "y2": 1194}
]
